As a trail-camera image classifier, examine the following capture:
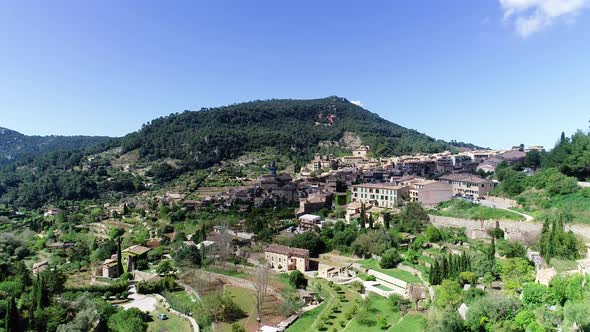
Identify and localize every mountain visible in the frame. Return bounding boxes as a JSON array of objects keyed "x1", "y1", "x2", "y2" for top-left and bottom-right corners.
[
  {"x1": 118, "y1": 96, "x2": 480, "y2": 169},
  {"x1": 0, "y1": 126, "x2": 112, "y2": 165},
  {"x1": 0, "y1": 96, "x2": 482, "y2": 208}
]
